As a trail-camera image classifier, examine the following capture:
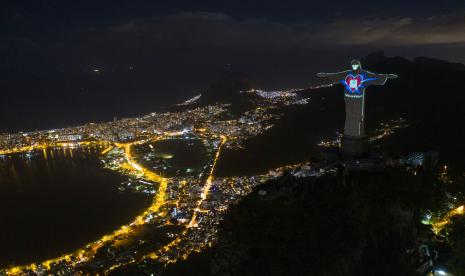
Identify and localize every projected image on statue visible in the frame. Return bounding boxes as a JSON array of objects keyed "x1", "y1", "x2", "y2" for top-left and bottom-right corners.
[{"x1": 317, "y1": 59, "x2": 397, "y2": 156}]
